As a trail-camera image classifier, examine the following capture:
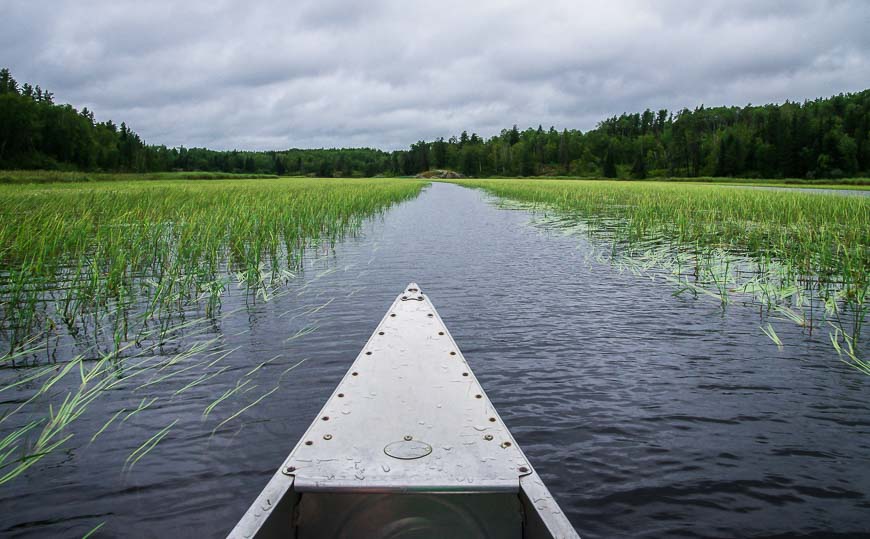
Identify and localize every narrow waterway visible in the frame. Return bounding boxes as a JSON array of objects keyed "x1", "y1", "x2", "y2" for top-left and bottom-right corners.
[{"x1": 2, "y1": 182, "x2": 868, "y2": 538}]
